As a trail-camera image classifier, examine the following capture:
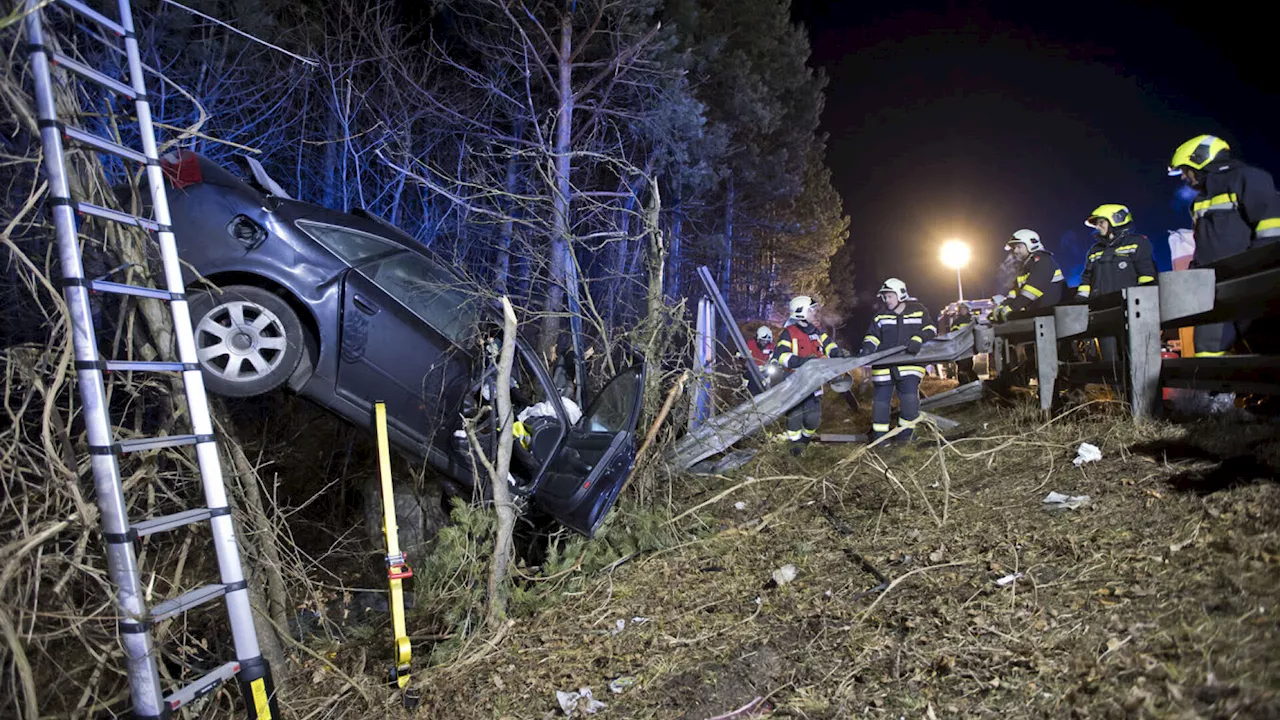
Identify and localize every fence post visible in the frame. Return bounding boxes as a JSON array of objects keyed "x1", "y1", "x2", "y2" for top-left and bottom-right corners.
[{"x1": 1124, "y1": 285, "x2": 1162, "y2": 420}]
